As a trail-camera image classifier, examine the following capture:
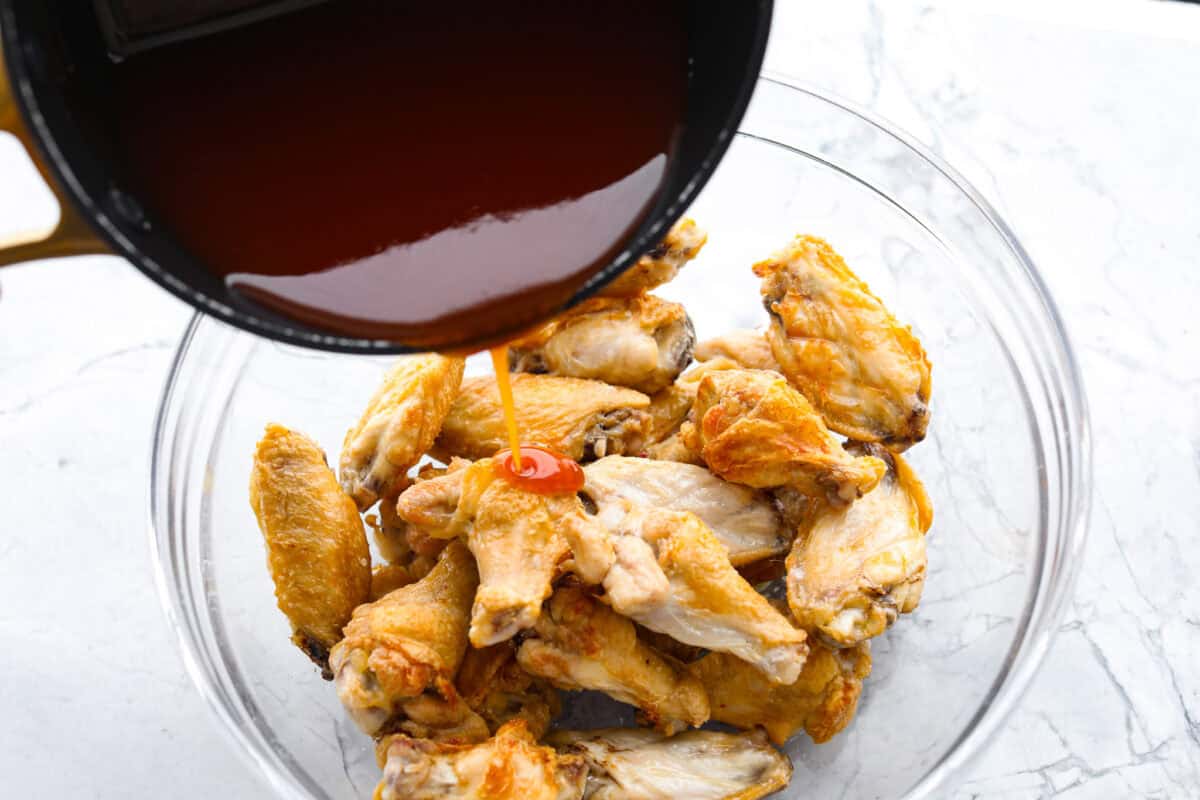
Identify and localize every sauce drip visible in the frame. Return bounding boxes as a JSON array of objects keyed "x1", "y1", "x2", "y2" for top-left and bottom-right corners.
[
  {"x1": 109, "y1": 0, "x2": 688, "y2": 348},
  {"x1": 489, "y1": 346, "x2": 523, "y2": 472},
  {"x1": 494, "y1": 446, "x2": 585, "y2": 496}
]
